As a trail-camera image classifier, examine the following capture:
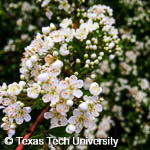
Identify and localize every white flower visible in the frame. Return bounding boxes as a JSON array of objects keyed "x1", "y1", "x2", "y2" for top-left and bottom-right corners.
[
  {"x1": 27, "y1": 83, "x2": 41, "y2": 99},
  {"x1": 15, "y1": 106, "x2": 31, "y2": 125},
  {"x1": 75, "y1": 27, "x2": 89, "y2": 41},
  {"x1": 56, "y1": 103, "x2": 69, "y2": 115},
  {"x1": 59, "y1": 75, "x2": 84, "y2": 99},
  {"x1": 43, "y1": 93, "x2": 59, "y2": 105},
  {"x1": 1, "y1": 118, "x2": 16, "y2": 137},
  {"x1": 60, "y1": 18, "x2": 72, "y2": 28},
  {"x1": 44, "y1": 37, "x2": 54, "y2": 49},
  {"x1": 62, "y1": 28, "x2": 74, "y2": 42},
  {"x1": 52, "y1": 60, "x2": 63, "y2": 69},
  {"x1": 7, "y1": 82, "x2": 22, "y2": 96},
  {"x1": 4, "y1": 102, "x2": 32, "y2": 125},
  {"x1": 89, "y1": 82, "x2": 102, "y2": 96},
  {"x1": 1, "y1": 97, "x2": 15, "y2": 106},
  {"x1": 139, "y1": 79, "x2": 149, "y2": 90},
  {"x1": 23, "y1": 107, "x2": 32, "y2": 122},
  {"x1": 44, "y1": 109, "x2": 68, "y2": 128},
  {"x1": 50, "y1": 30, "x2": 64, "y2": 43},
  {"x1": 42, "y1": 27, "x2": 50, "y2": 34},
  {"x1": 83, "y1": 95, "x2": 102, "y2": 117},
  {"x1": 60, "y1": 44, "x2": 69, "y2": 56},
  {"x1": 68, "y1": 109, "x2": 95, "y2": 133},
  {"x1": 66, "y1": 124, "x2": 76, "y2": 134},
  {"x1": 38, "y1": 73, "x2": 49, "y2": 82},
  {"x1": 81, "y1": 19, "x2": 99, "y2": 32},
  {"x1": 42, "y1": 80, "x2": 60, "y2": 106},
  {"x1": 58, "y1": 0, "x2": 70, "y2": 12}
]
